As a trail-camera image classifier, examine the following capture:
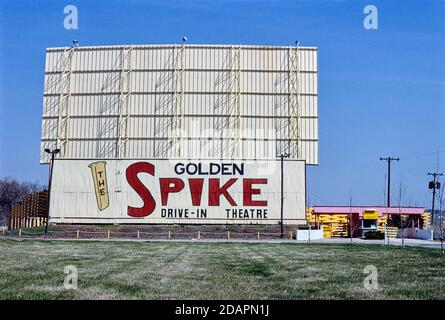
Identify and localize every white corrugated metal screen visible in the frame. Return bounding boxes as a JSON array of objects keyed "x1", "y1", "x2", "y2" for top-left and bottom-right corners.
[{"x1": 40, "y1": 44, "x2": 318, "y2": 164}]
